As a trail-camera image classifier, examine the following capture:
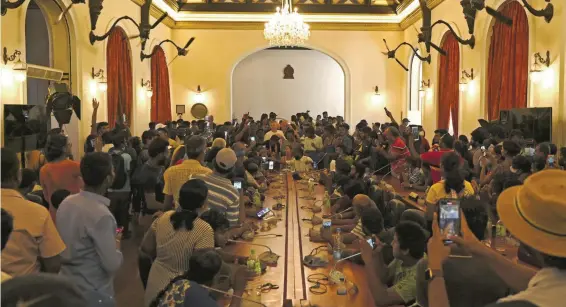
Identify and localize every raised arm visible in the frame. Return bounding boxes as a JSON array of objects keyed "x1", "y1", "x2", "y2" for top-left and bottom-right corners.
[{"x1": 90, "y1": 98, "x2": 99, "y2": 136}]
